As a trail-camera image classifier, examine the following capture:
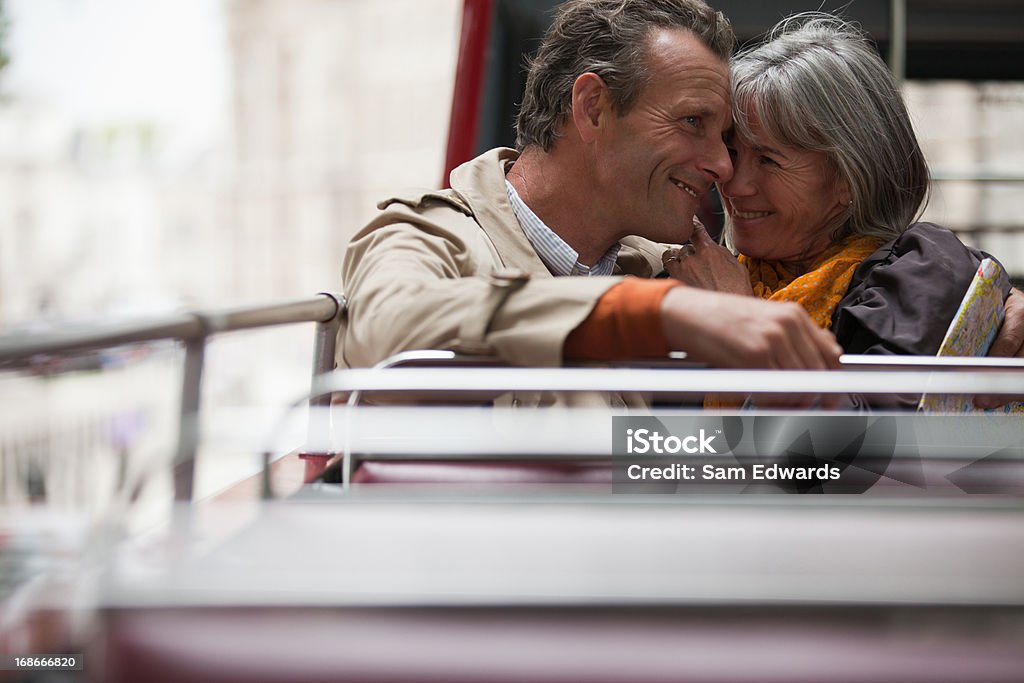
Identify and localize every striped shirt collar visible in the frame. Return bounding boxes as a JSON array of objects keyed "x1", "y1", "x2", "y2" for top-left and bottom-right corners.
[{"x1": 505, "y1": 180, "x2": 620, "y2": 277}]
